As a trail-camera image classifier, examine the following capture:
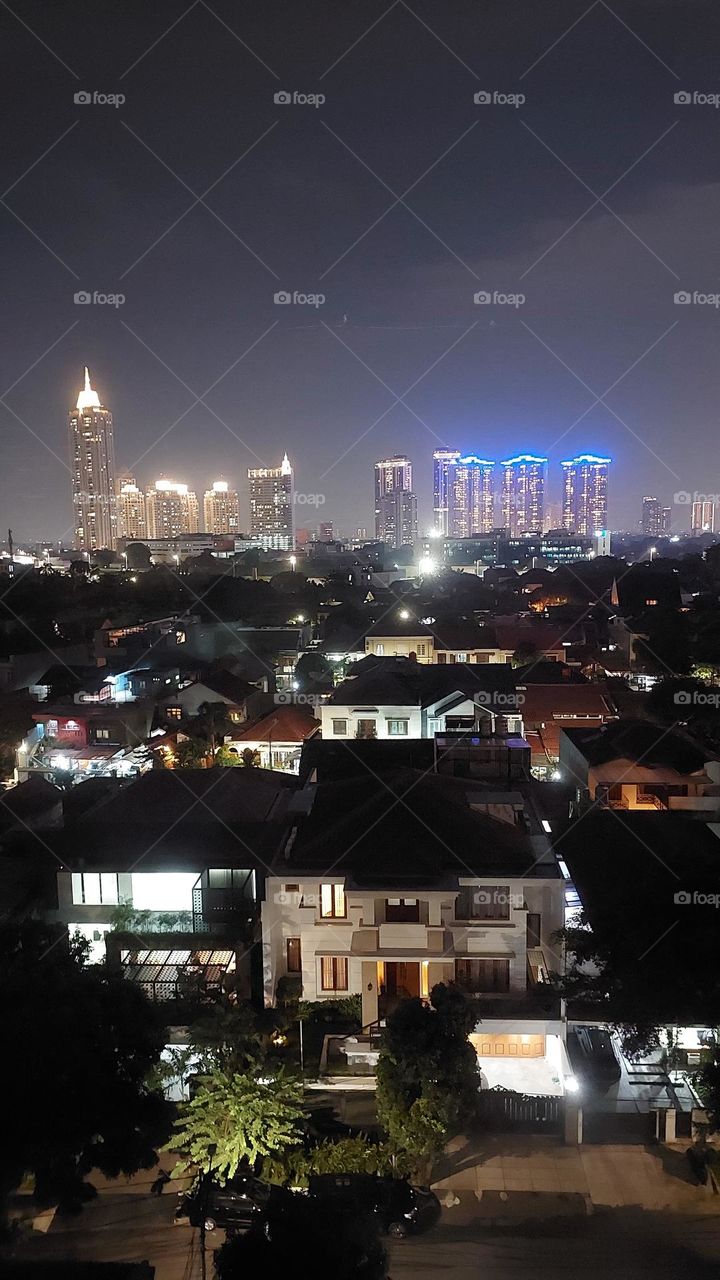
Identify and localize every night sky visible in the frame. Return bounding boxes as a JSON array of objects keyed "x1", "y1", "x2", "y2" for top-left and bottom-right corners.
[{"x1": 1, "y1": 0, "x2": 719, "y2": 542}]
